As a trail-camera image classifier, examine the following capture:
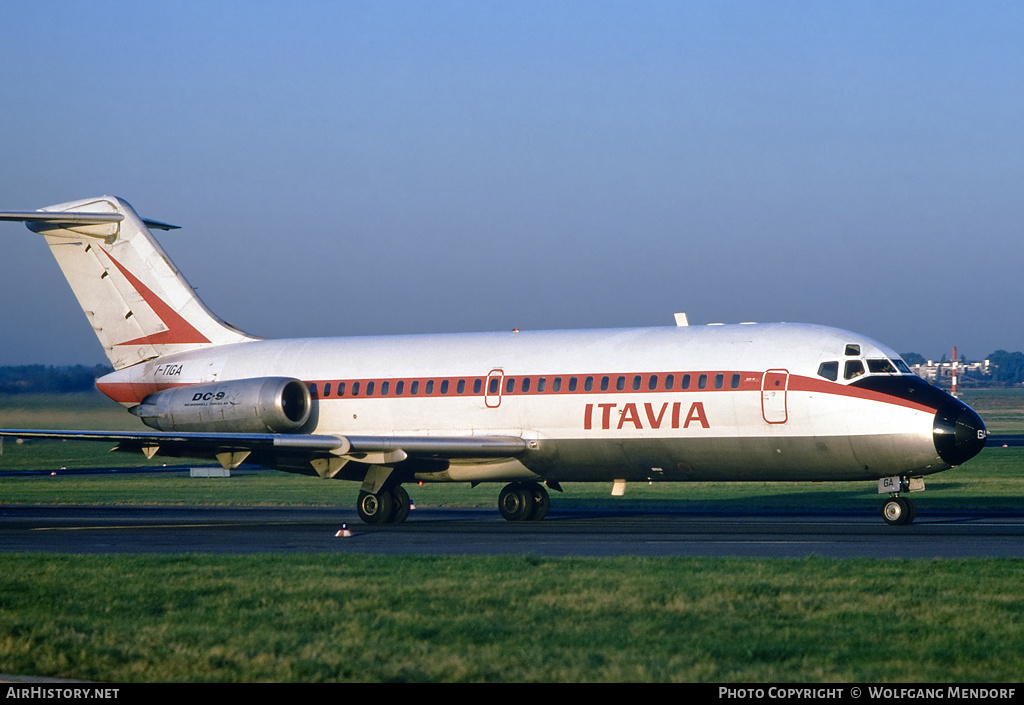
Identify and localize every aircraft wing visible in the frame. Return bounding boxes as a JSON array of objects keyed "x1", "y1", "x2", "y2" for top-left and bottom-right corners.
[{"x1": 0, "y1": 429, "x2": 529, "y2": 476}]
